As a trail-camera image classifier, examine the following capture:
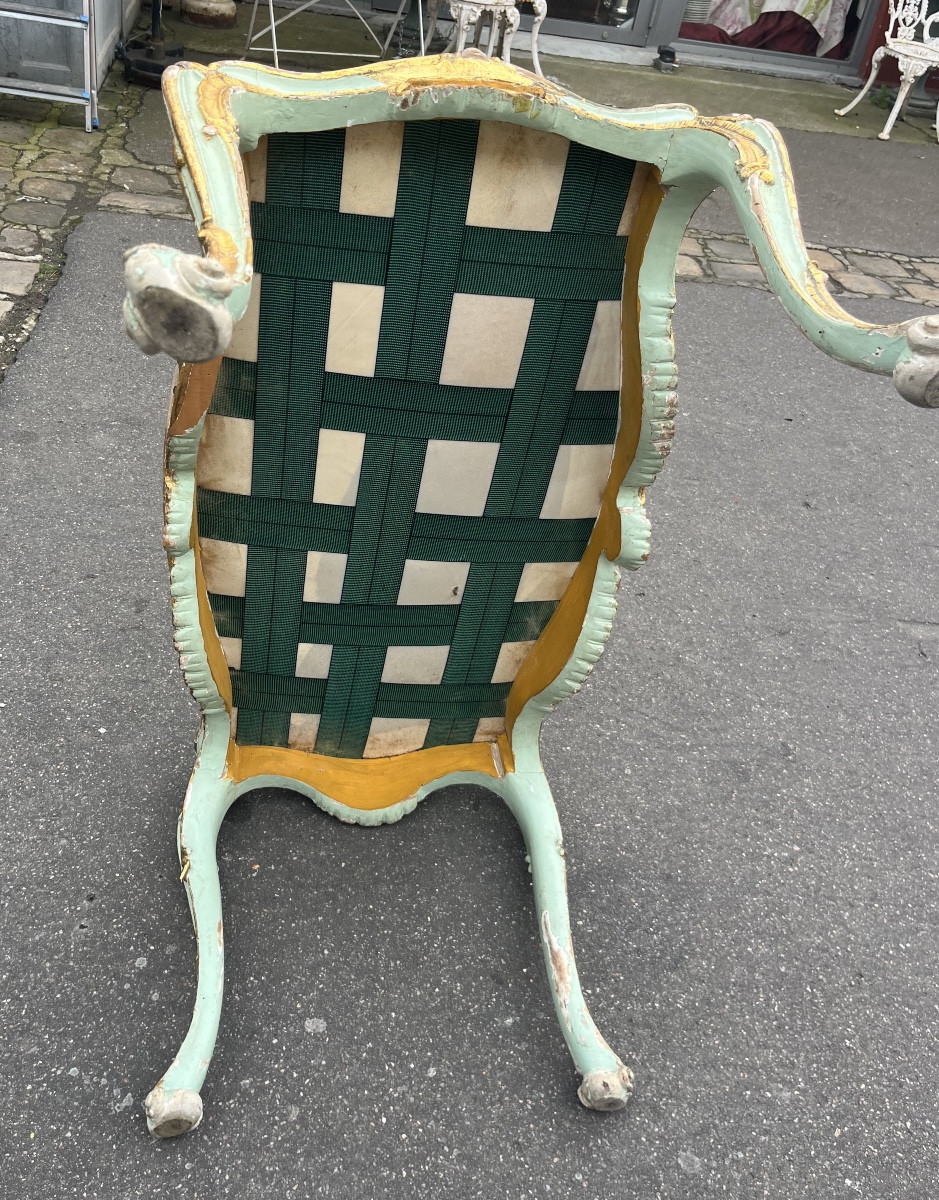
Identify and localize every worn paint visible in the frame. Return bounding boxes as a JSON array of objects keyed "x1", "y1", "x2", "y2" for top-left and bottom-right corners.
[
  {"x1": 541, "y1": 910, "x2": 573, "y2": 1030},
  {"x1": 128, "y1": 53, "x2": 938, "y2": 1139}
]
